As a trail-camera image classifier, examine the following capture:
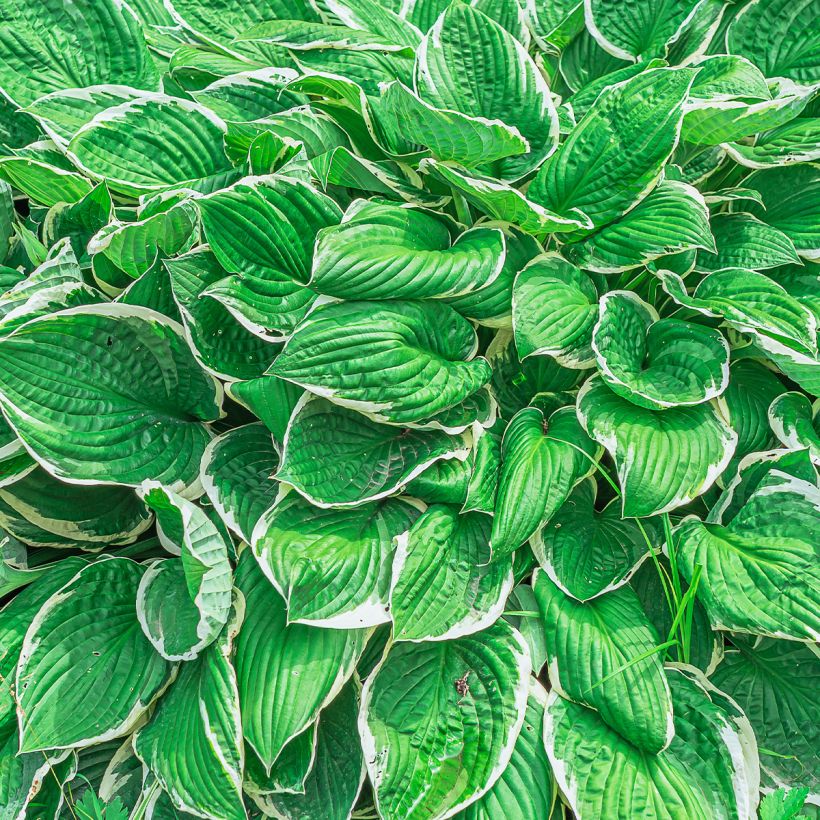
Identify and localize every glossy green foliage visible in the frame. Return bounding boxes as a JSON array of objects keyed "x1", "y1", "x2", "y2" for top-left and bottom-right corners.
[{"x1": 0, "y1": 0, "x2": 816, "y2": 817}]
